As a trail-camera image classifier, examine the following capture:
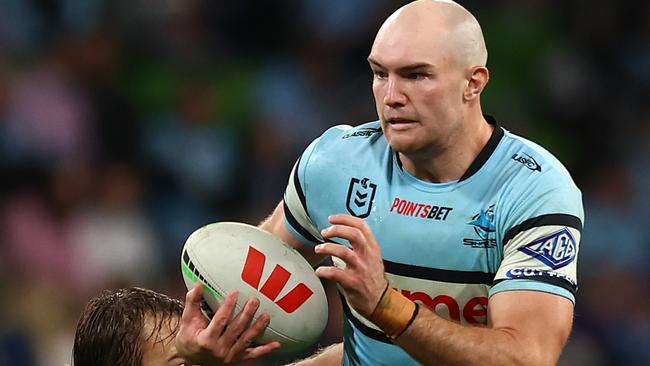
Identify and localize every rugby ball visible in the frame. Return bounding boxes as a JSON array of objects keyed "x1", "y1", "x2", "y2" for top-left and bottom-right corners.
[{"x1": 180, "y1": 222, "x2": 328, "y2": 354}]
